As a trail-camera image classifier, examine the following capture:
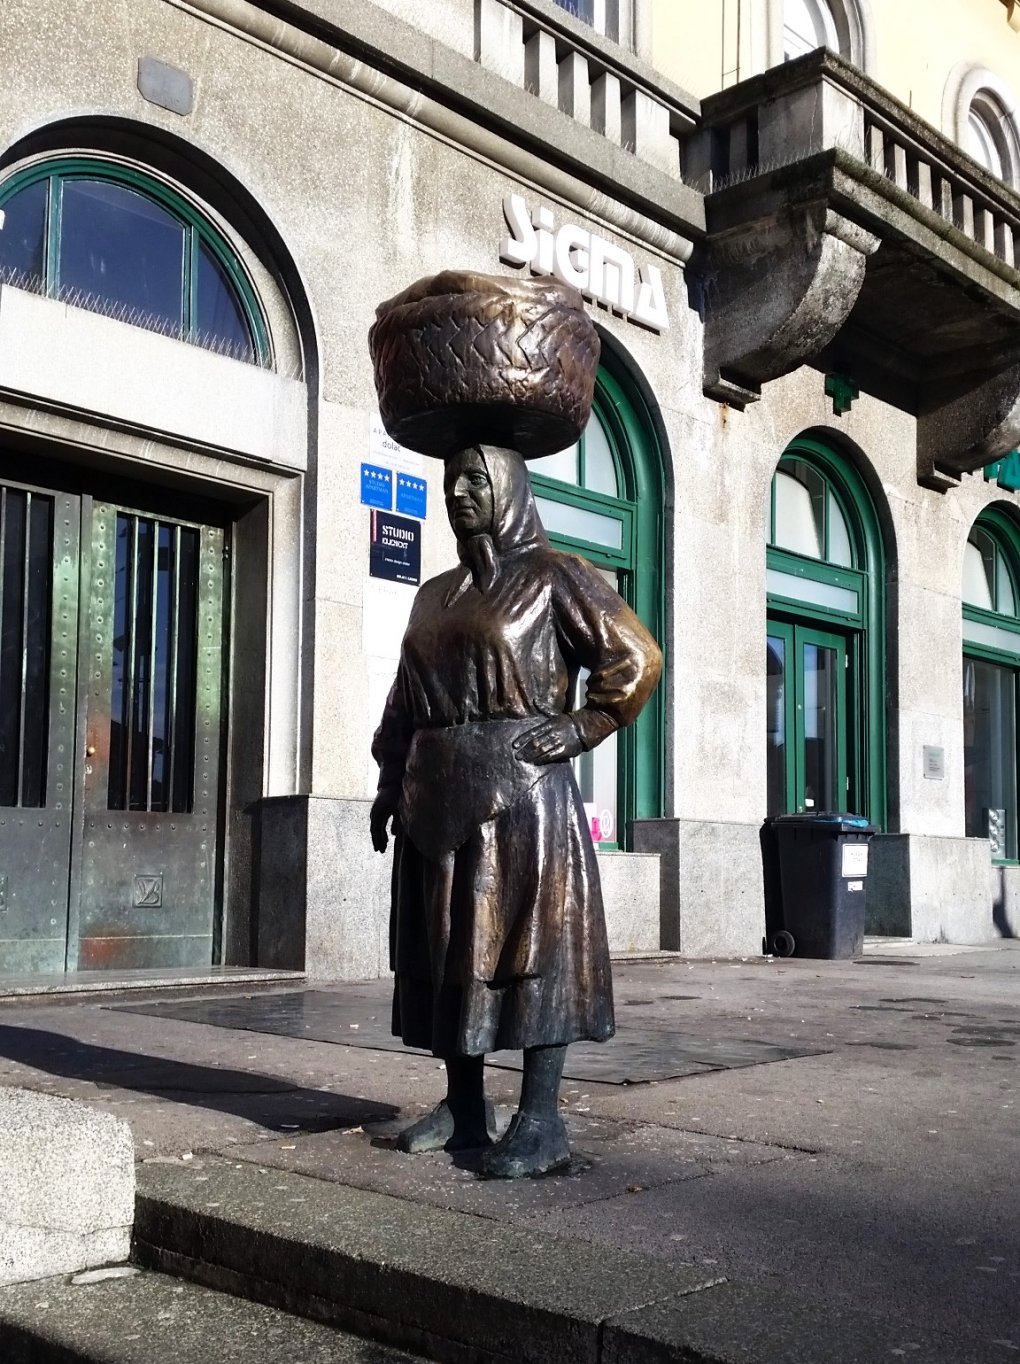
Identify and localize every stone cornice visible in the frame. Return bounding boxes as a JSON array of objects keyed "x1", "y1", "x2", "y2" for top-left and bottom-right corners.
[{"x1": 170, "y1": 0, "x2": 704, "y2": 260}]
